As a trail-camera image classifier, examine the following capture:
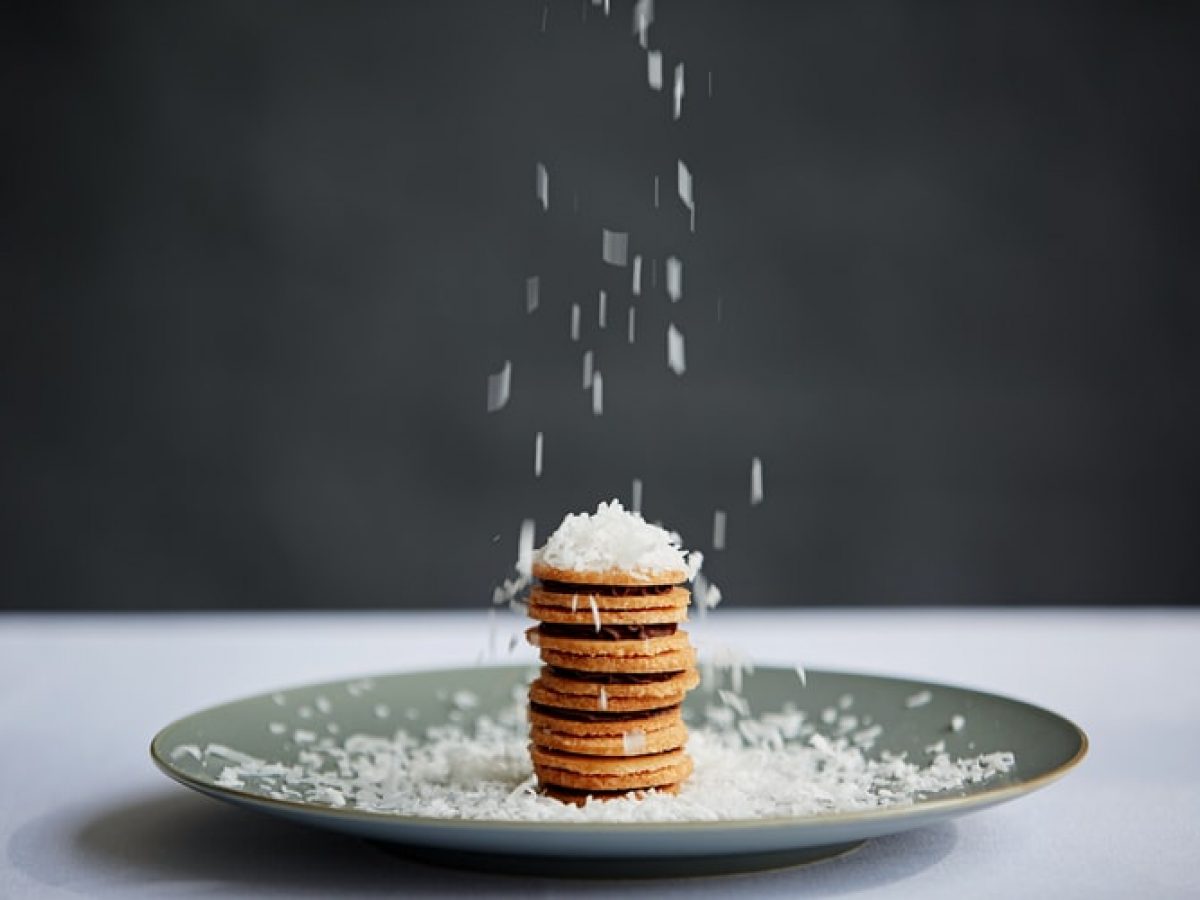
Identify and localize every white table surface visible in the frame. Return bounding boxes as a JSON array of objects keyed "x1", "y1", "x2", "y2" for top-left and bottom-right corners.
[{"x1": 2, "y1": 609, "x2": 1198, "y2": 899}]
